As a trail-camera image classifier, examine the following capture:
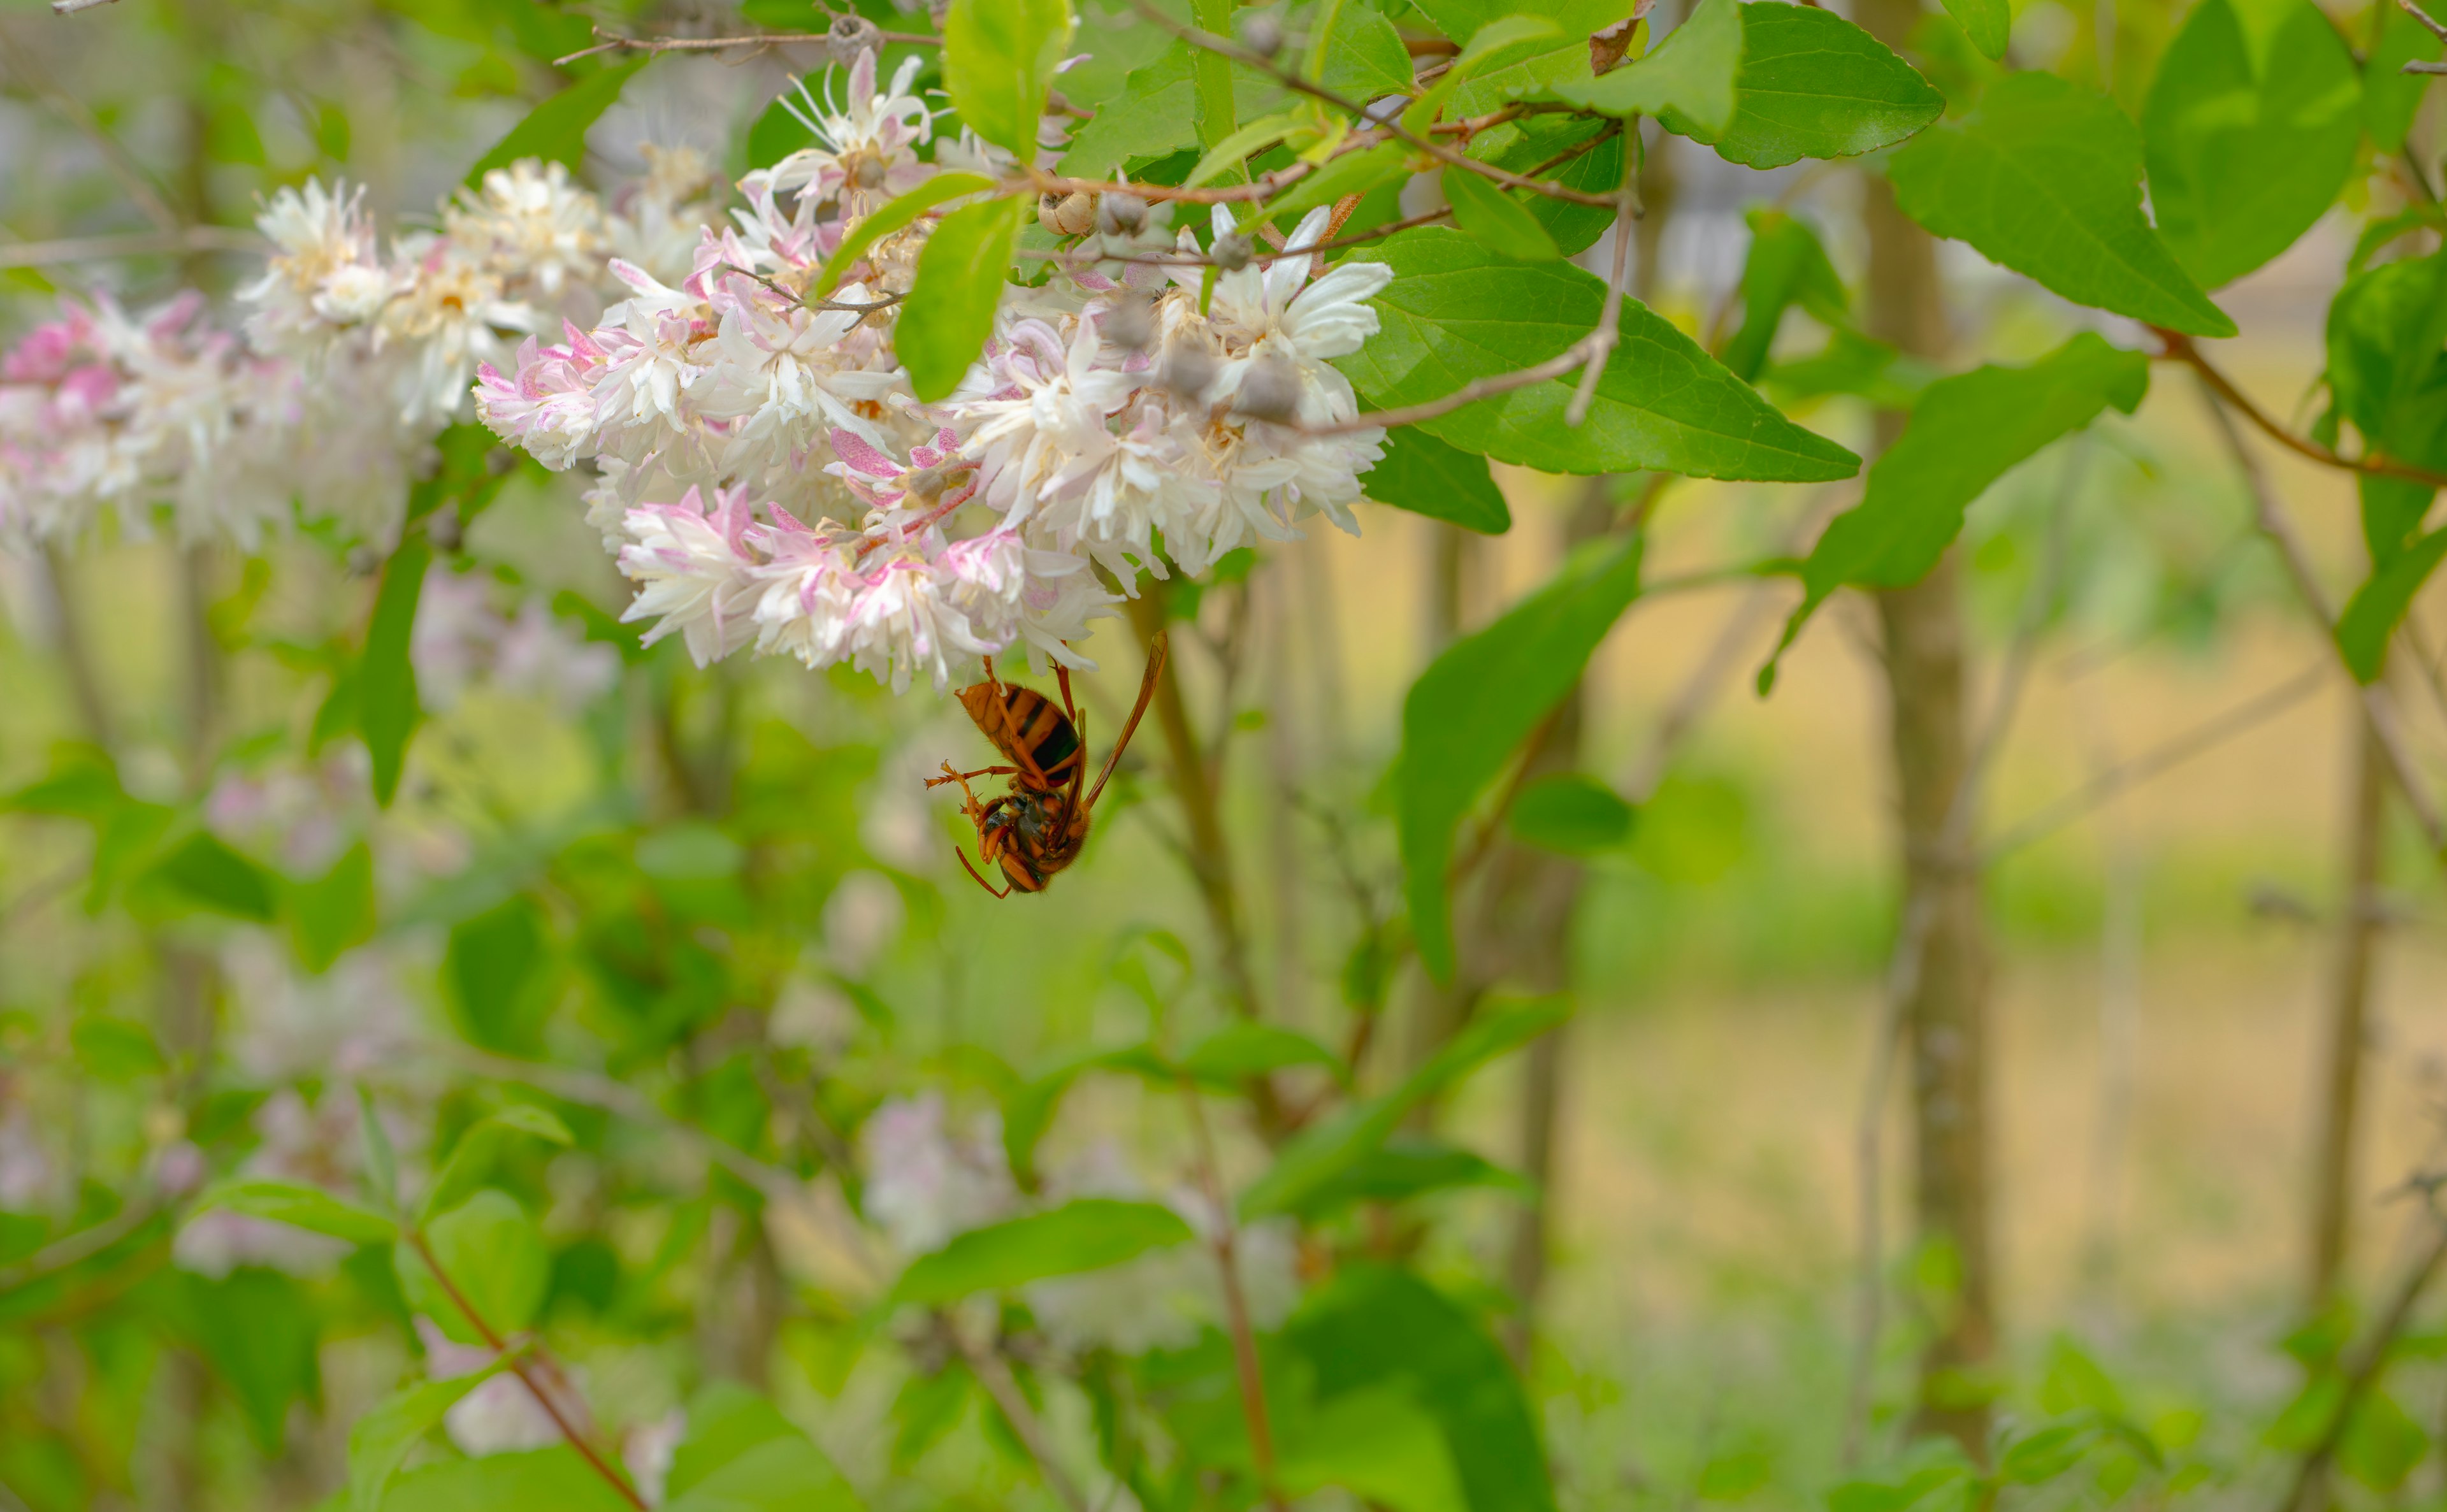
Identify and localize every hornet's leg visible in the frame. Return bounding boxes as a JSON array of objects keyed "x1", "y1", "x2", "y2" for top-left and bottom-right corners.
[{"x1": 953, "y1": 846, "x2": 1013, "y2": 899}]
